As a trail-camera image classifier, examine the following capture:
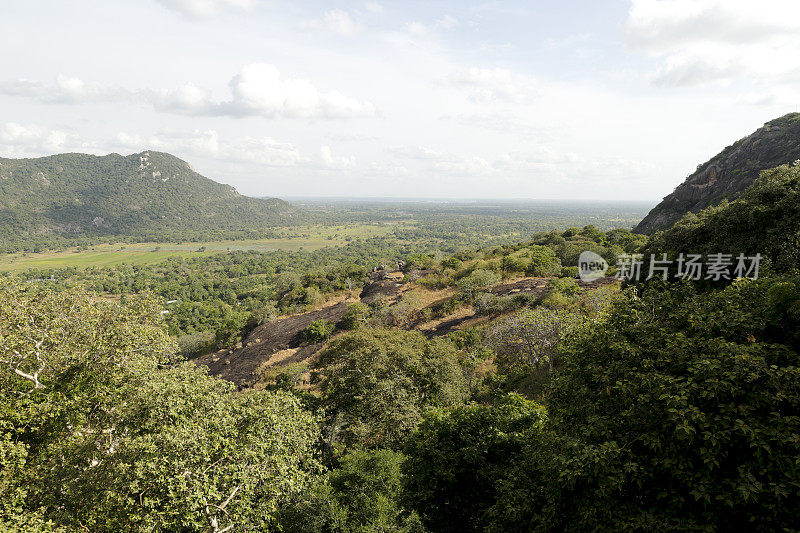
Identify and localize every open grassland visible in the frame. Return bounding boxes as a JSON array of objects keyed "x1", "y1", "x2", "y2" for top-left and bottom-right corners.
[{"x1": 0, "y1": 223, "x2": 396, "y2": 272}]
